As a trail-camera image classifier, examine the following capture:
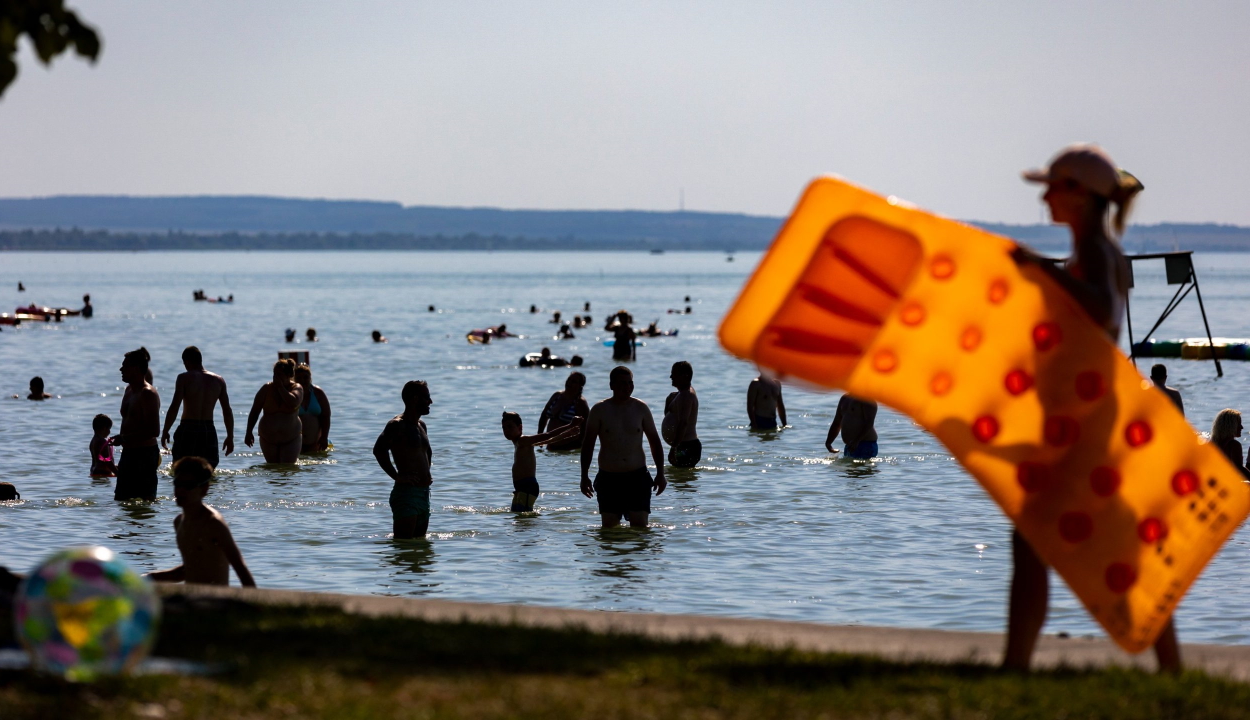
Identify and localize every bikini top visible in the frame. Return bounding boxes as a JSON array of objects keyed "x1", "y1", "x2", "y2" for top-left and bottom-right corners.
[
  {"x1": 546, "y1": 393, "x2": 579, "y2": 424},
  {"x1": 95, "y1": 437, "x2": 114, "y2": 464},
  {"x1": 300, "y1": 389, "x2": 322, "y2": 417}
]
